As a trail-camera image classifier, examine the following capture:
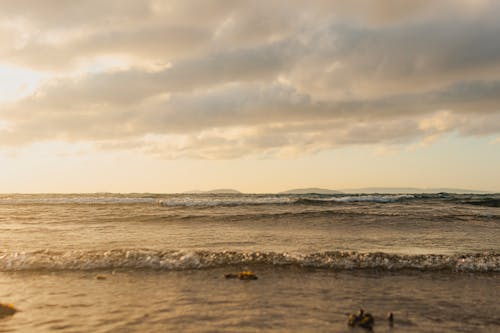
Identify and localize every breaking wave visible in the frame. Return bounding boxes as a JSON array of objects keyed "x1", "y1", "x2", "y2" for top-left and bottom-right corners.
[
  {"x1": 294, "y1": 194, "x2": 414, "y2": 205},
  {"x1": 158, "y1": 195, "x2": 415, "y2": 207},
  {"x1": 157, "y1": 196, "x2": 294, "y2": 207},
  {"x1": 0, "y1": 249, "x2": 497, "y2": 272}
]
